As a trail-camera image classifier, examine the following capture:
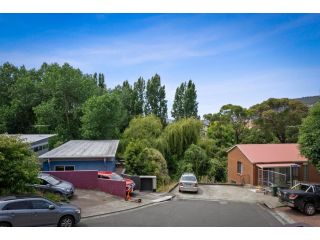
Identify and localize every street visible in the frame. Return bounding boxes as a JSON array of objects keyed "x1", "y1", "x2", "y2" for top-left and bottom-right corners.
[{"x1": 79, "y1": 199, "x2": 282, "y2": 227}]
